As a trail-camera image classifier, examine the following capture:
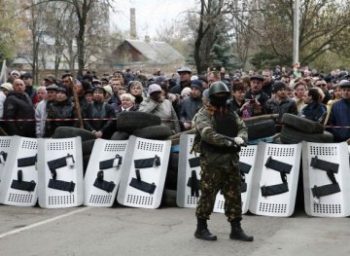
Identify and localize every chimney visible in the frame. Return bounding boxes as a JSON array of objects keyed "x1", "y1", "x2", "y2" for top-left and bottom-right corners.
[
  {"x1": 145, "y1": 35, "x2": 150, "y2": 43},
  {"x1": 130, "y1": 8, "x2": 136, "y2": 39}
]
